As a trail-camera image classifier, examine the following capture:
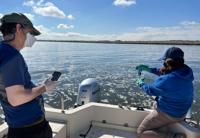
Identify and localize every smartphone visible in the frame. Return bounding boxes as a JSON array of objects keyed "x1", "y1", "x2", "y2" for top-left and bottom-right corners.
[{"x1": 51, "y1": 71, "x2": 62, "y2": 81}]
